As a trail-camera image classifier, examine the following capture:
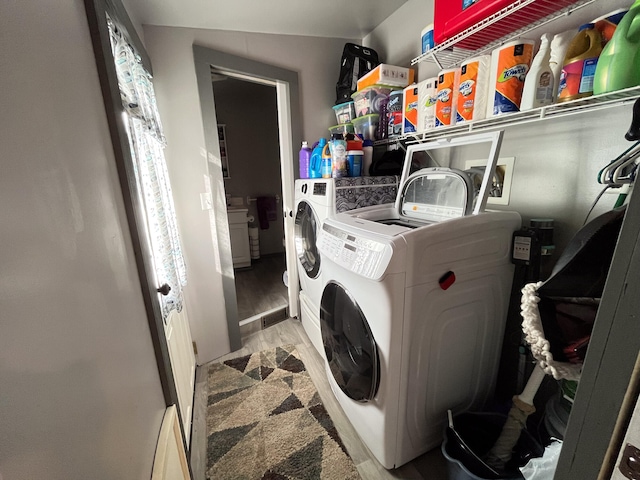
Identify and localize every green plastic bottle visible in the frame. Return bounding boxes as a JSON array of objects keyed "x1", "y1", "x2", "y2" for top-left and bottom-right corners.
[{"x1": 594, "y1": 1, "x2": 640, "y2": 94}]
